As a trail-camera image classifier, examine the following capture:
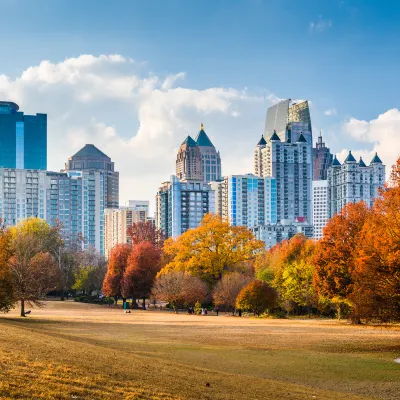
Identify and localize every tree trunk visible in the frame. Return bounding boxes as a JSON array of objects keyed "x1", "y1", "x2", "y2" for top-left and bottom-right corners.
[
  {"x1": 142, "y1": 297, "x2": 146, "y2": 310},
  {"x1": 60, "y1": 288, "x2": 65, "y2": 301},
  {"x1": 20, "y1": 299, "x2": 25, "y2": 317},
  {"x1": 308, "y1": 305, "x2": 311, "y2": 319}
]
